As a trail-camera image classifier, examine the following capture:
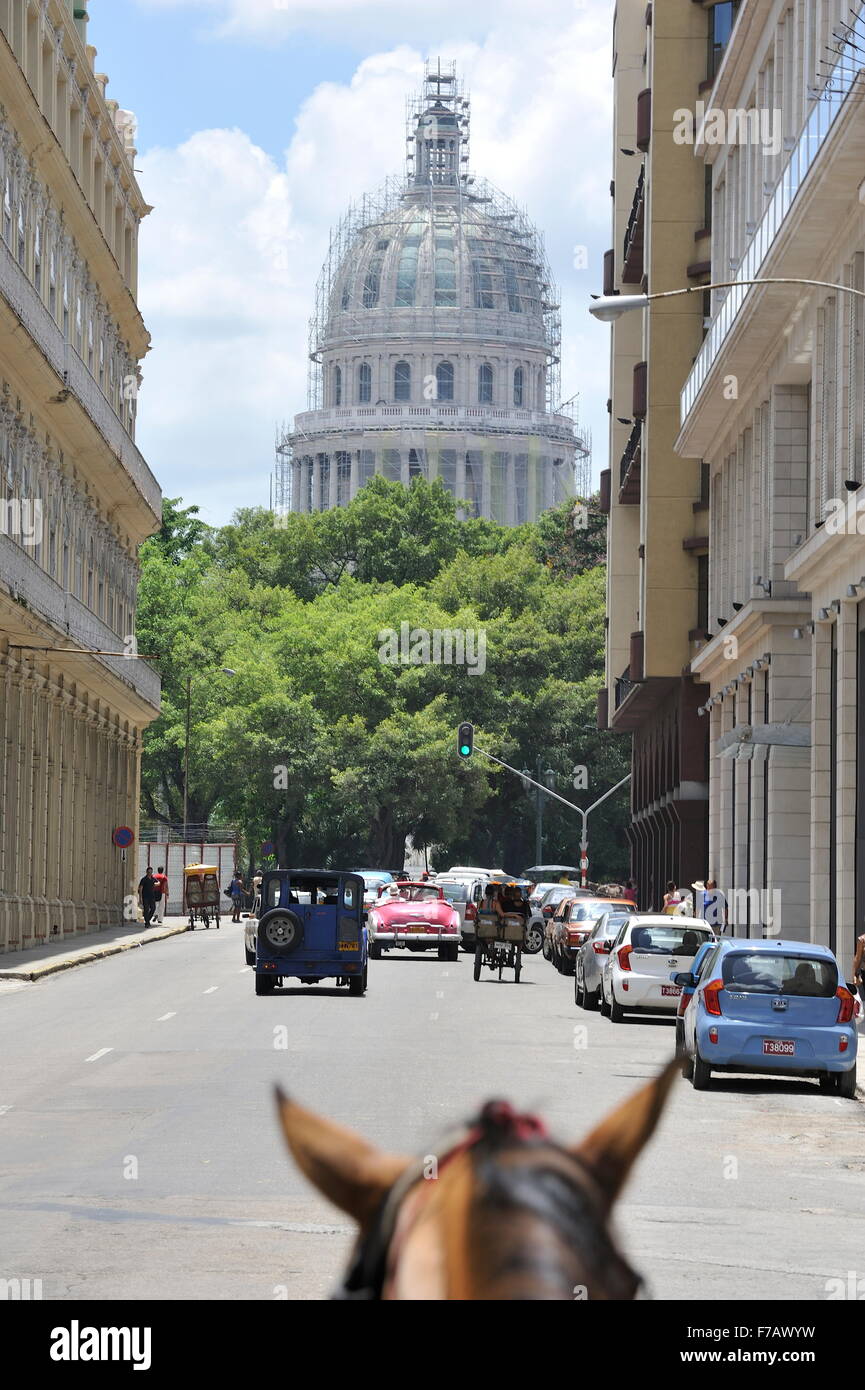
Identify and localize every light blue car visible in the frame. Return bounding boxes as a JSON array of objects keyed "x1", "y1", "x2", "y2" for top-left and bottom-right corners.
[{"x1": 679, "y1": 938, "x2": 858, "y2": 1096}]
